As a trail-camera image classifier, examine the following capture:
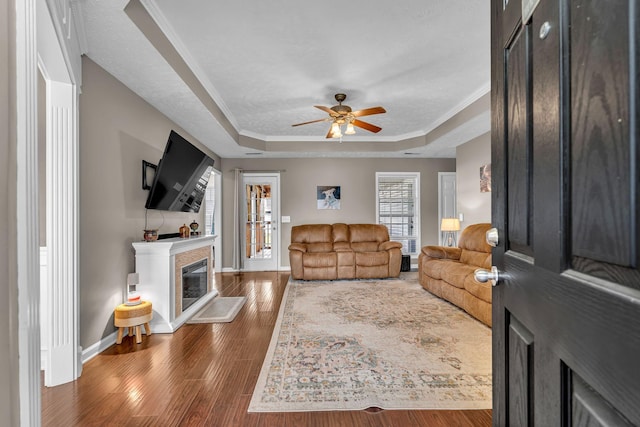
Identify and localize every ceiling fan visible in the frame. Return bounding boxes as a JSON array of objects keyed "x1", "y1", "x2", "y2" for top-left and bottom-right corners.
[{"x1": 292, "y1": 93, "x2": 386, "y2": 139}]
